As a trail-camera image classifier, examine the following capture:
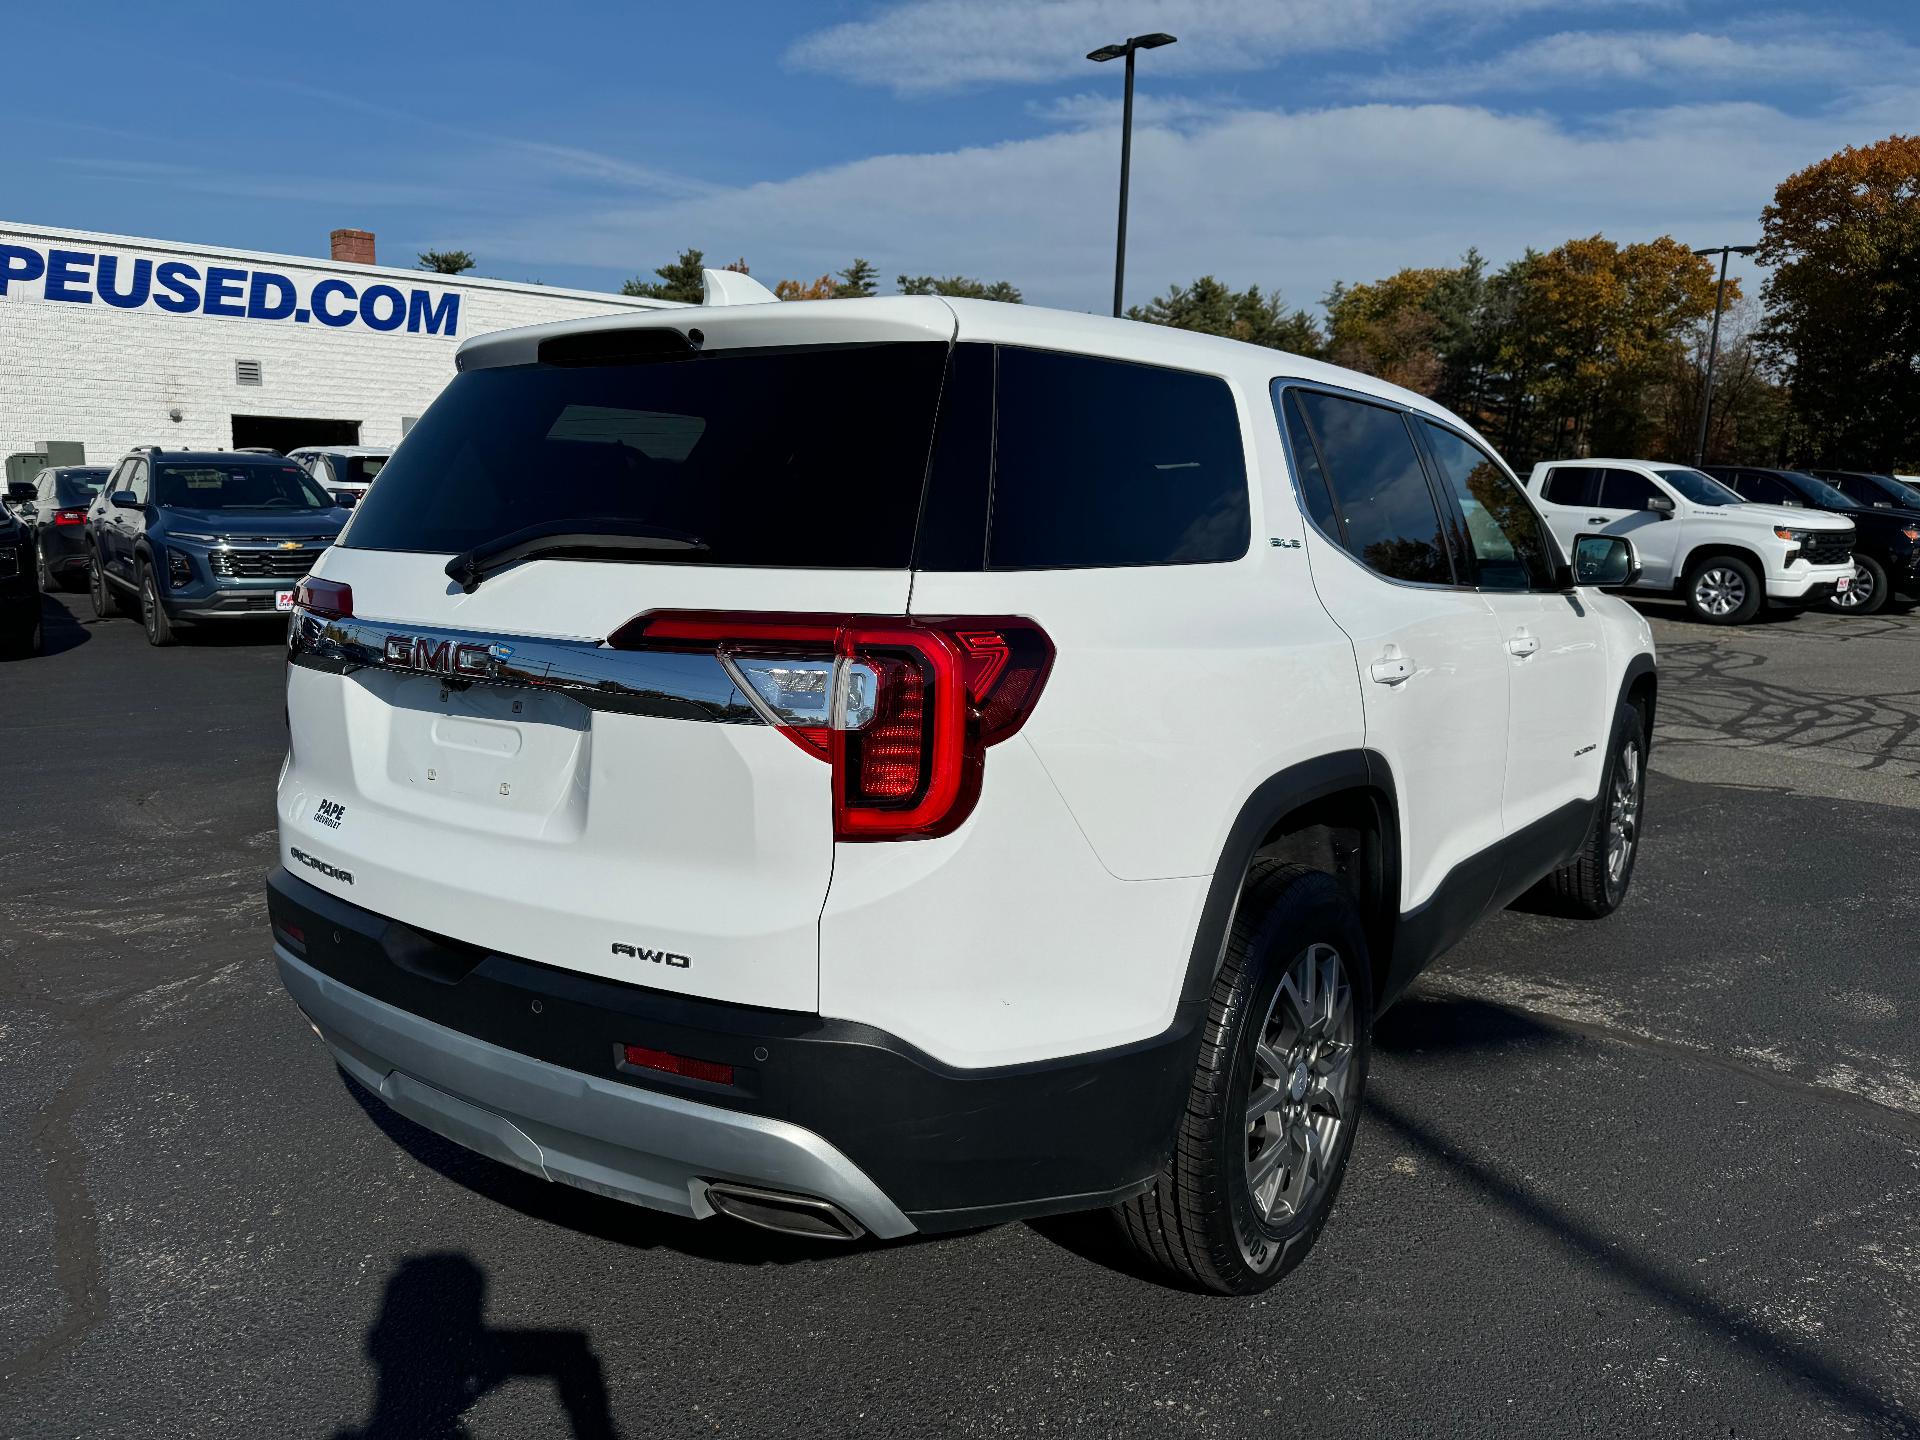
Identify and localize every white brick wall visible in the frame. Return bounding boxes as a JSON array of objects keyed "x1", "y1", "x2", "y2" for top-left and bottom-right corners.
[{"x1": 0, "y1": 220, "x2": 671, "y2": 462}]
